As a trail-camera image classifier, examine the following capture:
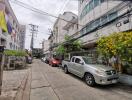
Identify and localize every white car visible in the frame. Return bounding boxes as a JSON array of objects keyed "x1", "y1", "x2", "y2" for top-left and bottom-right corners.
[{"x1": 62, "y1": 56, "x2": 119, "y2": 86}]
